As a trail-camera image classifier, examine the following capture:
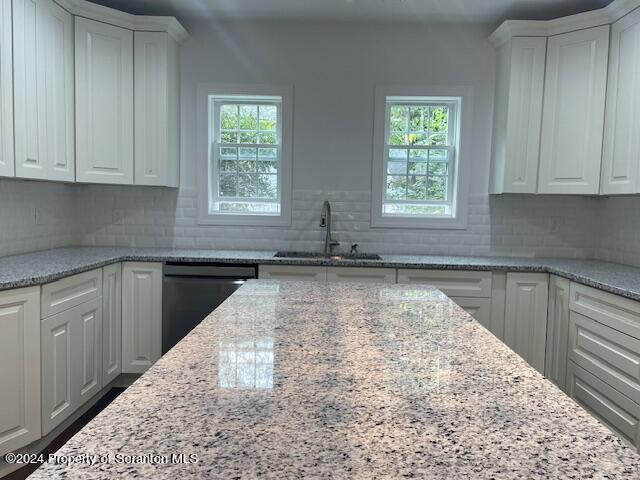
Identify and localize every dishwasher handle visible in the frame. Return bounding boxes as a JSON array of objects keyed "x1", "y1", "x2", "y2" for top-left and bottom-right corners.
[{"x1": 163, "y1": 263, "x2": 257, "y2": 278}]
